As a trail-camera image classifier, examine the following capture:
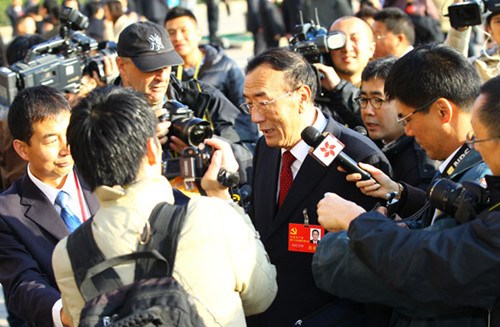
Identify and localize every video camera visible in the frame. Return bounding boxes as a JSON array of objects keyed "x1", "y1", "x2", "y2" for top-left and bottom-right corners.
[
  {"x1": 428, "y1": 178, "x2": 492, "y2": 223},
  {"x1": 289, "y1": 11, "x2": 346, "y2": 64},
  {"x1": 448, "y1": 0, "x2": 500, "y2": 28},
  {"x1": 0, "y1": 6, "x2": 117, "y2": 106}
]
